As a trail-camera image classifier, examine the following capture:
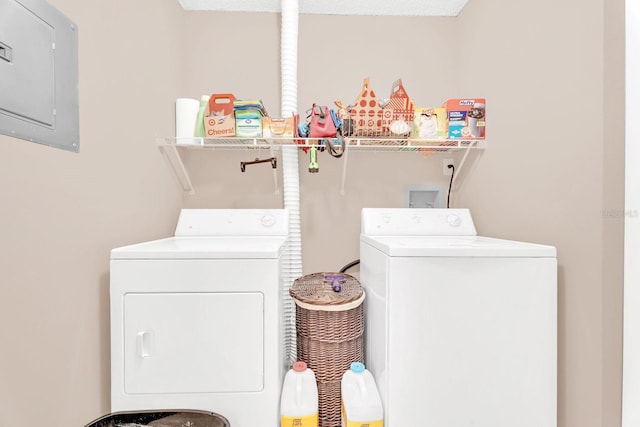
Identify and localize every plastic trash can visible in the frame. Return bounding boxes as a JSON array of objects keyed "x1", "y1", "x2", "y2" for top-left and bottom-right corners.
[{"x1": 84, "y1": 410, "x2": 230, "y2": 427}]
